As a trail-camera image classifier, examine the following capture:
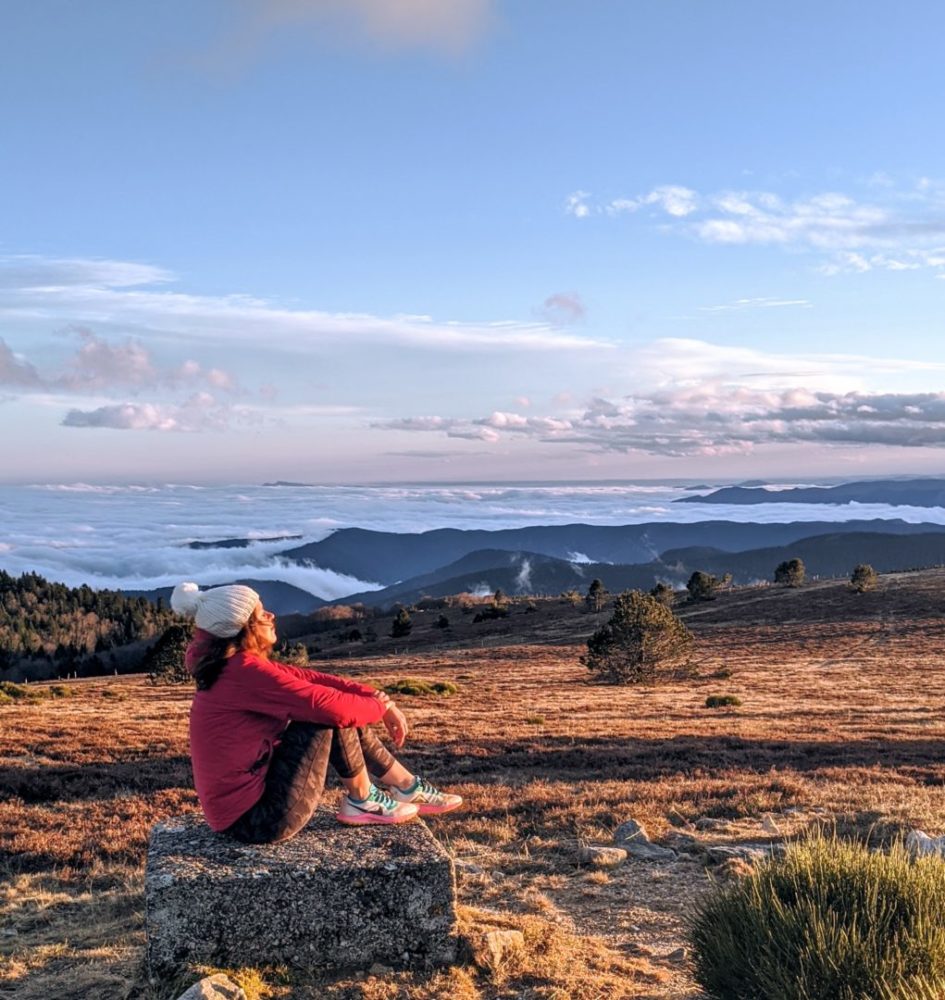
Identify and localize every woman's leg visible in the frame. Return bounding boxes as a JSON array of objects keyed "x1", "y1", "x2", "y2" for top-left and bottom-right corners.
[
  {"x1": 226, "y1": 722, "x2": 333, "y2": 843},
  {"x1": 358, "y1": 726, "x2": 464, "y2": 815}
]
